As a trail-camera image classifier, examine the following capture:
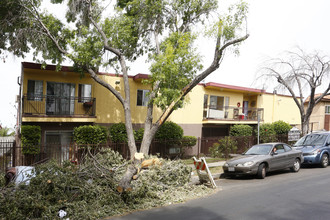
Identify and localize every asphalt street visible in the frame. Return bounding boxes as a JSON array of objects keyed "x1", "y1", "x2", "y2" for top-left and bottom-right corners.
[{"x1": 106, "y1": 165, "x2": 330, "y2": 220}]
